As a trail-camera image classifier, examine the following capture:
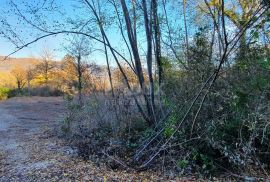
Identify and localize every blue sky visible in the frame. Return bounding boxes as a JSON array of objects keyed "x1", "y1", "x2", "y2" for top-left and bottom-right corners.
[
  {"x1": 0, "y1": 0, "x2": 122, "y2": 65},
  {"x1": 0, "y1": 0, "x2": 61, "y2": 57},
  {"x1": 0, "y1": 0, "x2": 191, "y2": 67}
]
